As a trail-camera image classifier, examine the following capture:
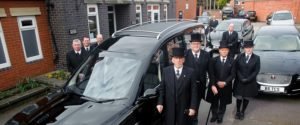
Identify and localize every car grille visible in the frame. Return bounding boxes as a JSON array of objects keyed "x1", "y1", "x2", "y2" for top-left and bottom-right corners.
[{"x1": 257, "y1": 74, "x2": 292, "y2": 85}]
